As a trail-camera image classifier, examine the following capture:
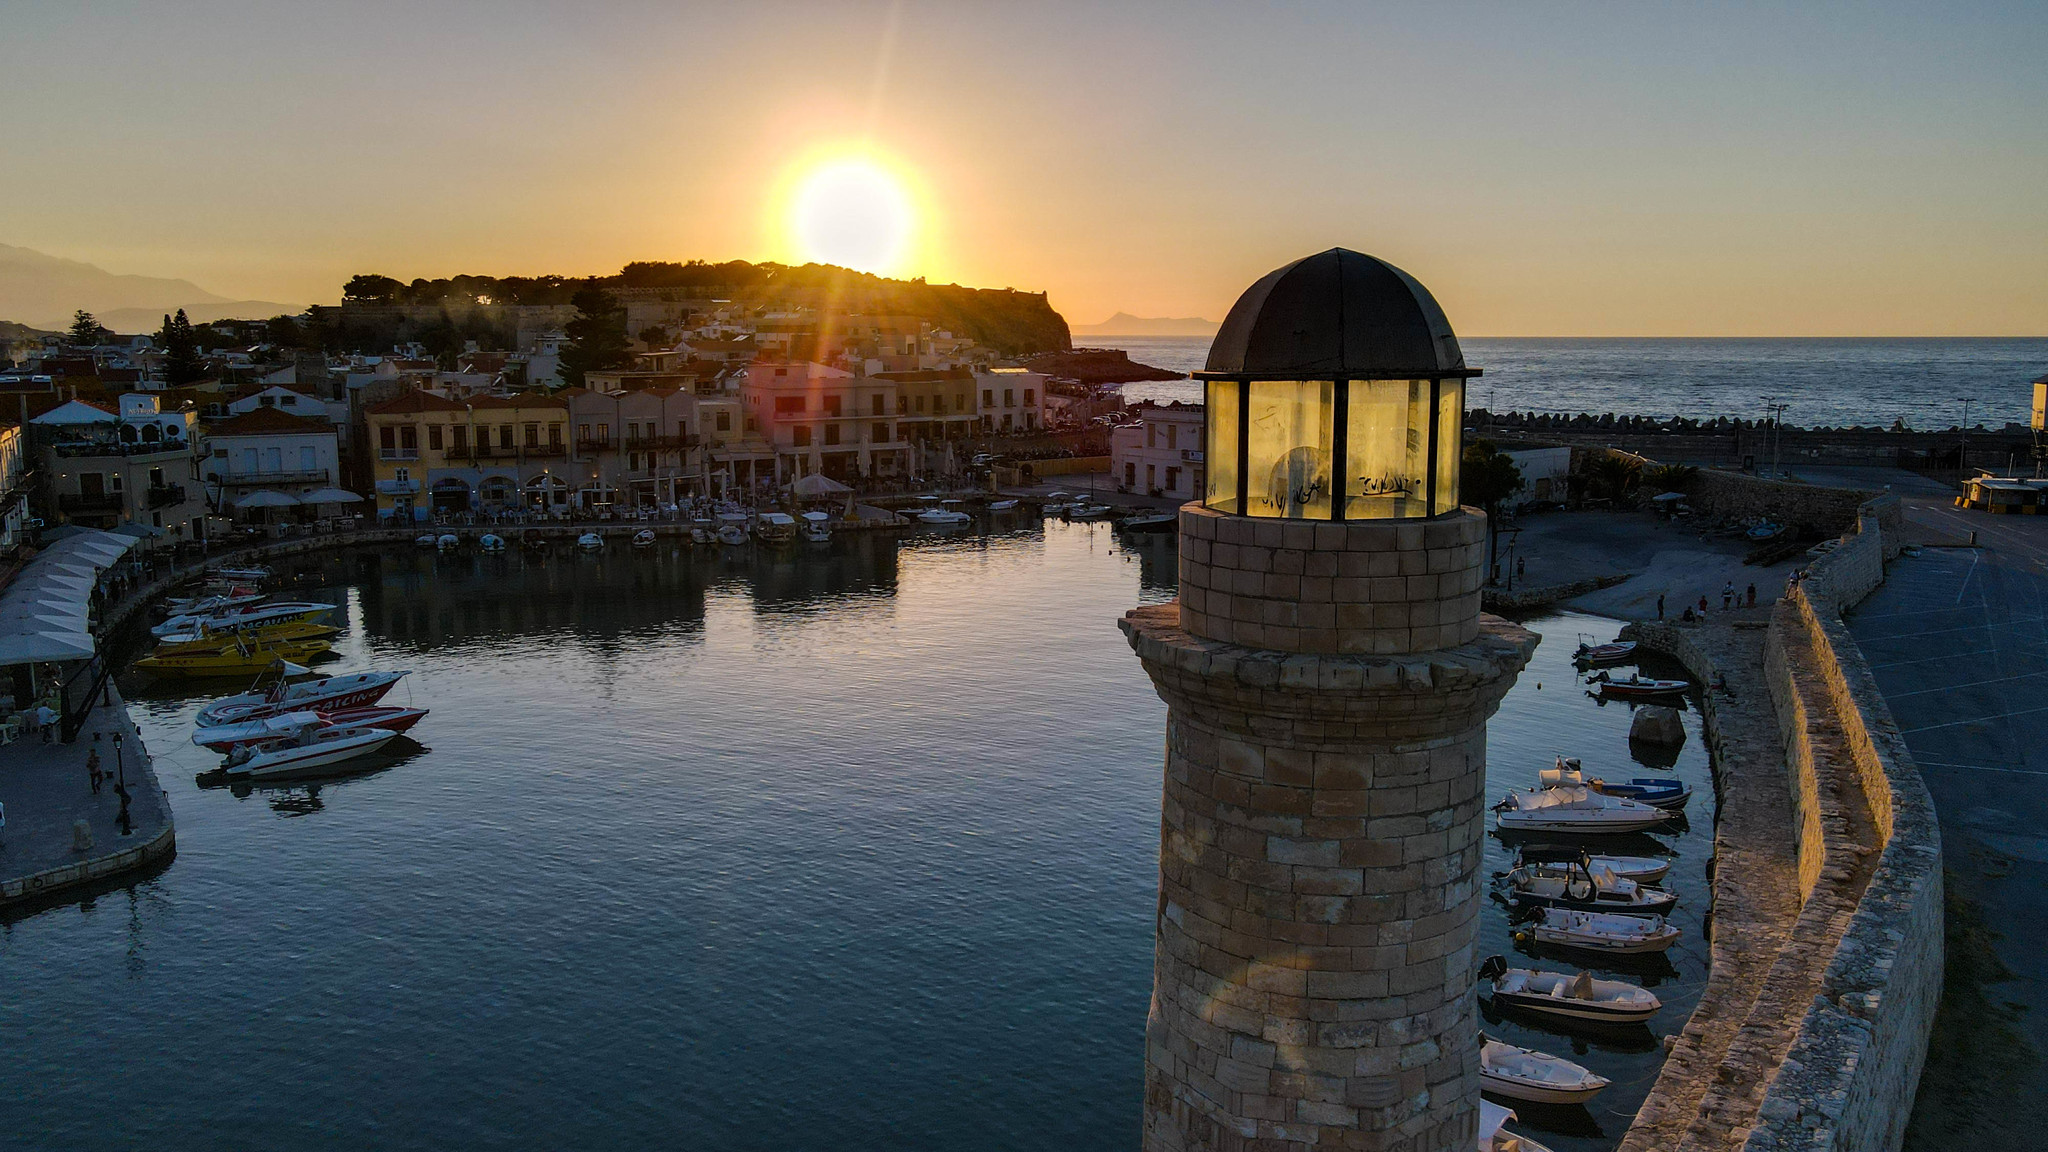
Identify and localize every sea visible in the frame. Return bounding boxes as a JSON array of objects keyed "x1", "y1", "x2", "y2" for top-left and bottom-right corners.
[
  {"x1": 1102, "y1": 336, "x2": 2048, "y2": 430},
  {"x1": 3, "y1": 528, "x2": 1706, "y2": 1152}
]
